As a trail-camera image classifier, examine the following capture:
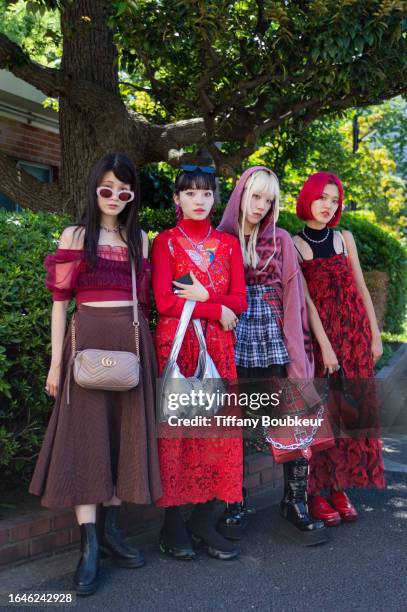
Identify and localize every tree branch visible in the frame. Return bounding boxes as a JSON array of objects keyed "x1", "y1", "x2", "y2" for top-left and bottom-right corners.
[
  {"x1": 0, "y1": 33, "x2": 126, "y2": 117},
  {"x1": 0, "y1": 33, "x2": 64, "y2": 98},
  {"x1": 255, "y1": 0, "x2": 268, "y2": 35},
  {"x1": 142, "y1": 117, "x2": 207, "y2": 163},
  {"x1": 0, "y1": 151, "x2": 62, "y2": 212}
]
